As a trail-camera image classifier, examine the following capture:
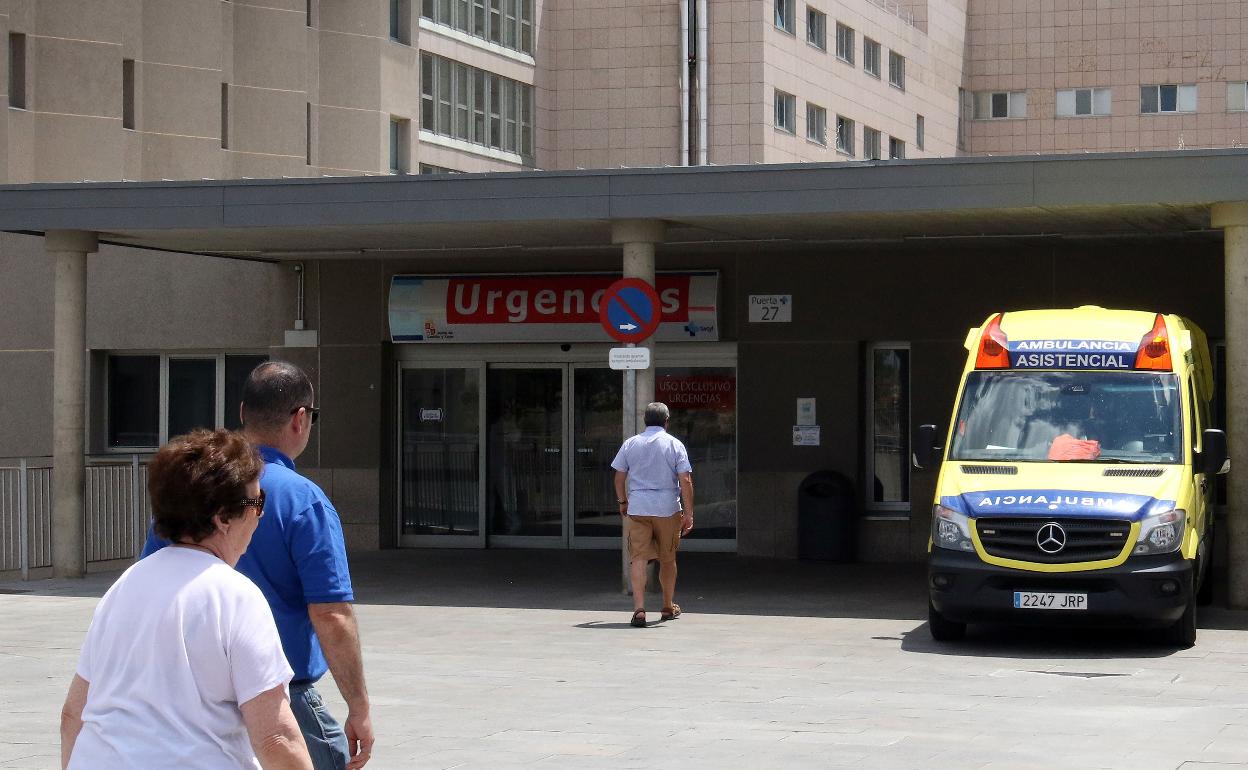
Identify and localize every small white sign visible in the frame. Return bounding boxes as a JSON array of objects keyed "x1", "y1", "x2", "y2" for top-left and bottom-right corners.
[
  {"x1": 419, "y1": 408, "x2": 443, "y2": 422},
  {"x1": 749, "y1": 294, "x2": 792, "y2": 323},
  {"x1": 796, "y1": 397, "x2": 816, "y2": 426},
  {"x1": 609, "y1": 347, "x2": 651, "y2": 370},
  {"x1": 793, "y1": 425, "x2": 821, "y2": 446}
]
